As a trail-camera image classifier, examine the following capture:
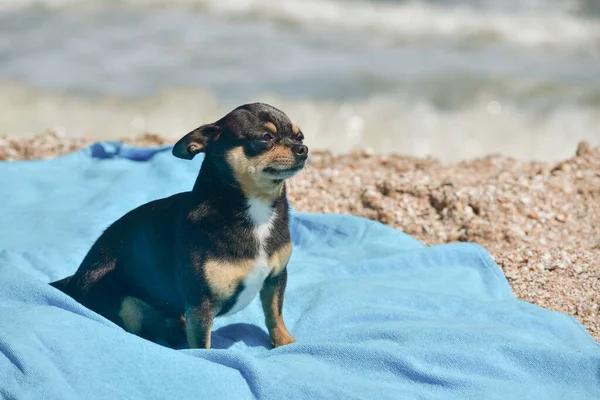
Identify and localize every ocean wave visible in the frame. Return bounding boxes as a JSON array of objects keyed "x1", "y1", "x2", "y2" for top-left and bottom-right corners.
[
  {"x1": 1, "y1": 0, "x2": 599, "y2": 49},
  {"x1": 1, "y1": 81, "x2": 598, "y2": 162}
]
